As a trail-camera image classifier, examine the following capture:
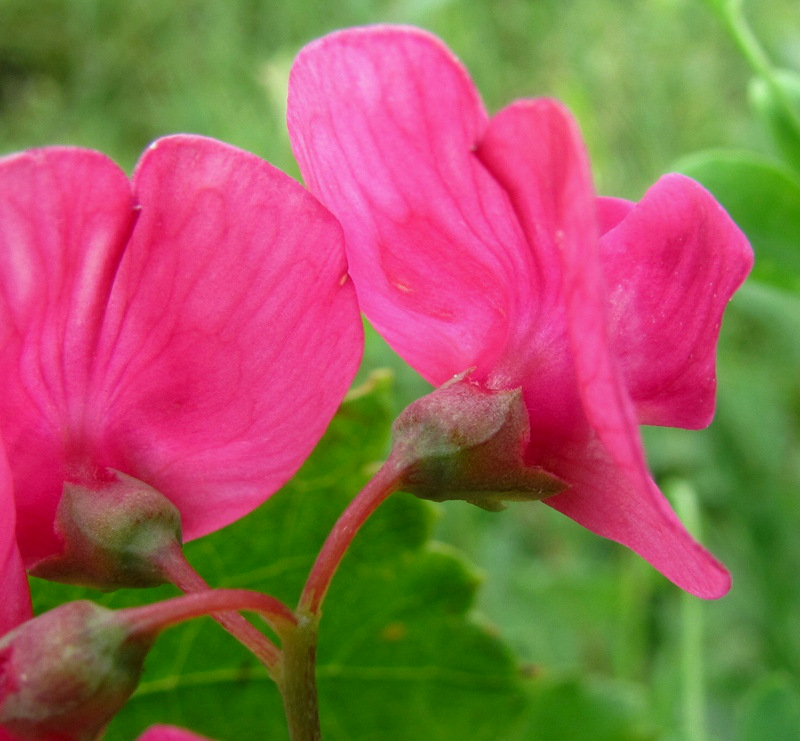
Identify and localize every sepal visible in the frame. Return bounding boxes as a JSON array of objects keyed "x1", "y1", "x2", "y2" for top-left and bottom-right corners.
[
  {"x1": 392, "y1": 375, "x2": 565, "y2": 511},
  {"x1": 30, "y1": 470, "x2": 182, "y2": 590}
]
